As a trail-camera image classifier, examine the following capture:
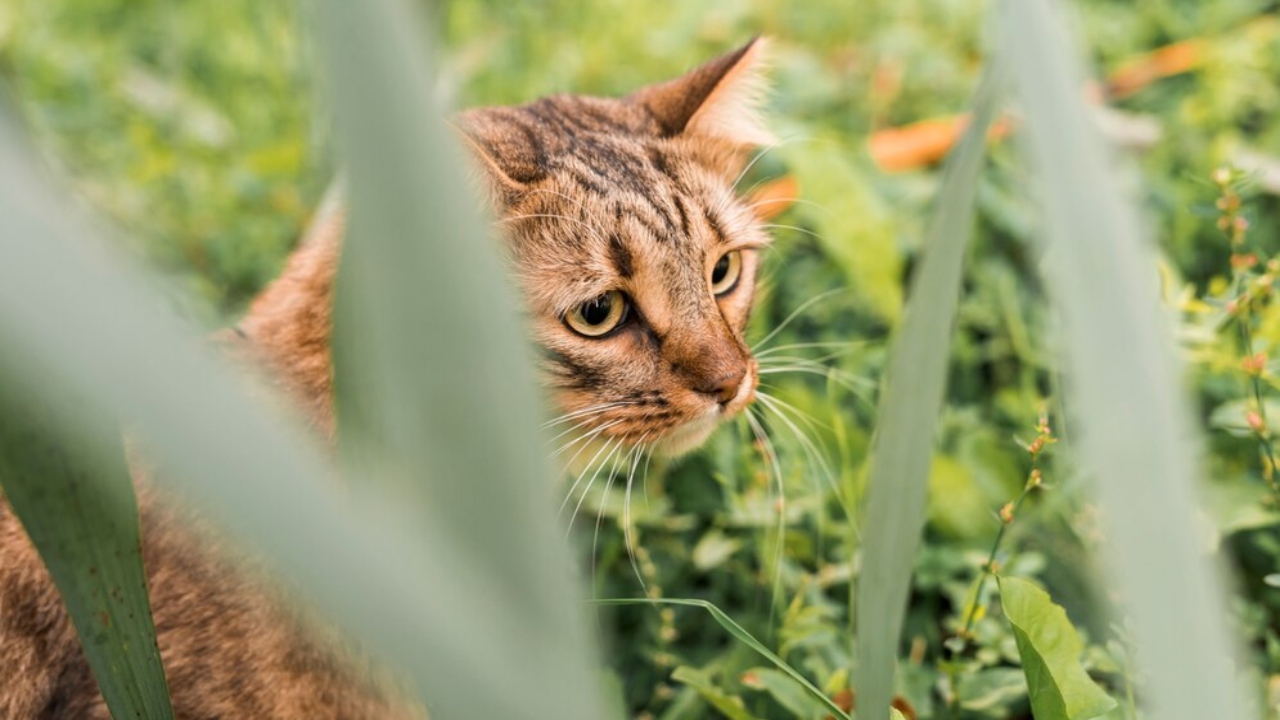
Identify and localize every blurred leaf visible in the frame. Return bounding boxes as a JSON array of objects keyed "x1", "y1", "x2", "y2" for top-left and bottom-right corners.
[
  {"x1": 671, "y1": 666, "x2": 762, "y2": 720},
  {"x1": 316, "y1": 0, "x2": 607, "y2": 712},
  {"x1": 997, "y1": 576, "x2": 1115, "y2": 720},
  {"x1": 0, "y1": 387, "x2": 175, "y2": 720},
  {"x1": 999, "y1": 1, "x2": 1247, "y2": 718},
  {"x1": 693, "y1": 529, "x2": 744, "y2": 570},
  {"x1": 741, "y1": 667, "x2": 831, "y2": 719},
  {"x1": 957, "y1": 667, "x2": 1028, "y2": 715},
  {"x1": 855, "y1": 61, "x2": 1005, "y2": 720}
]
